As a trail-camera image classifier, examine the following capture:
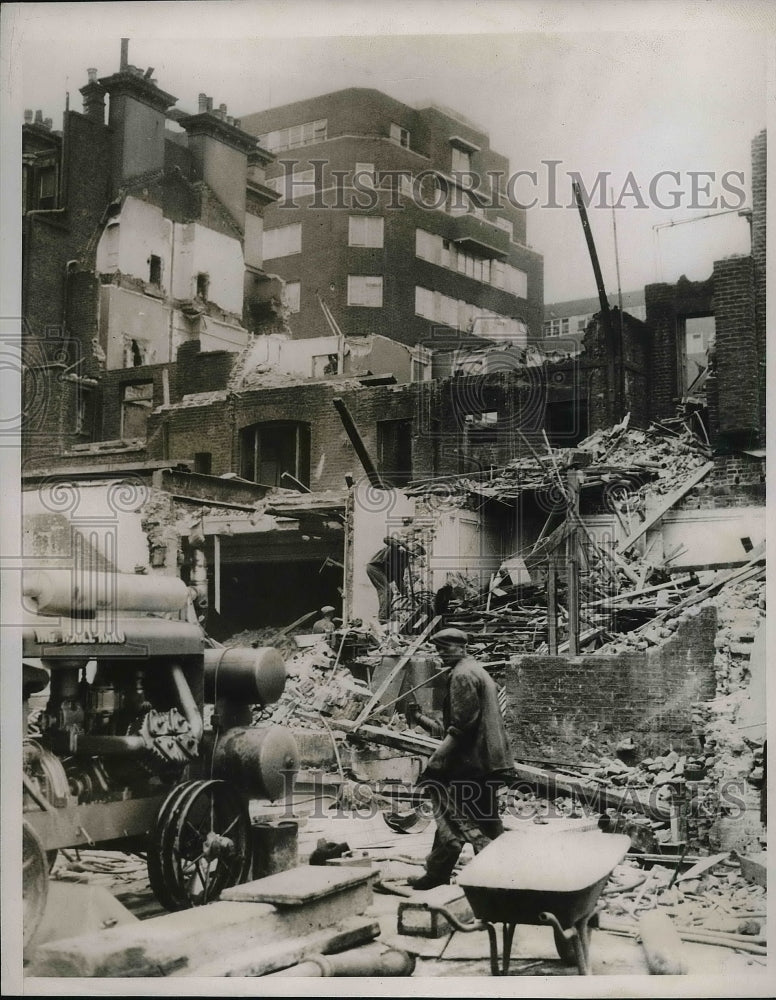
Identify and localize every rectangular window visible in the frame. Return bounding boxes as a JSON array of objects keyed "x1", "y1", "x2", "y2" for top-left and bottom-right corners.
[
  {"x1": 259, "y1": 119, "x2": 327, "y2": 153},
  {"x1": 194, "y1": 452, "x2": 212, "y2": 475},
  {"x1": 263, "y1": 223, "x2": 302, "y2": 259},
  {"x1": 389, "y1": 122, "x2": 410, "y2": 147},
  {"x1": 349, "y1": 216, "x2": 384, "y2": 248},
  {"x1": 121, "y1": 382, "x2": 153, "y2": 440},
  {"x1": 196, "y1": 272, "x2": 209, "y2": 299},
  {"x1": 148, "y1": 254, "x2": 162, "y2": 286},
  {"x1": 505, "y1": 264, "x2": 528, "y2": 298},
  {"x1": 75, "y1": 388, "x2": 95, "y2": 437},
  {"x1": 451, "y1": 147, "x2": 471, "y2": 174},
  {"x1": 577, "y1": 317, "x2": 587, "y2": 331},
  {"x1": 347, "y1": 275, "x2": 383, "y2": 308},
  {"x1": 284, "y1": 281, "x2": 301, "y2": 313},
  {"x1": 37, "y1": 166, "x2": 57, "y2": 209},
  {"x1": 377, "y1": 419, "x2": 413, "y2": 487},
  {"x1": 561, "y1": 318, "x2": 569, "y2": 334},
  {"x1": 415, "y1": 286, "x2": 434, "y2": 320}
]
